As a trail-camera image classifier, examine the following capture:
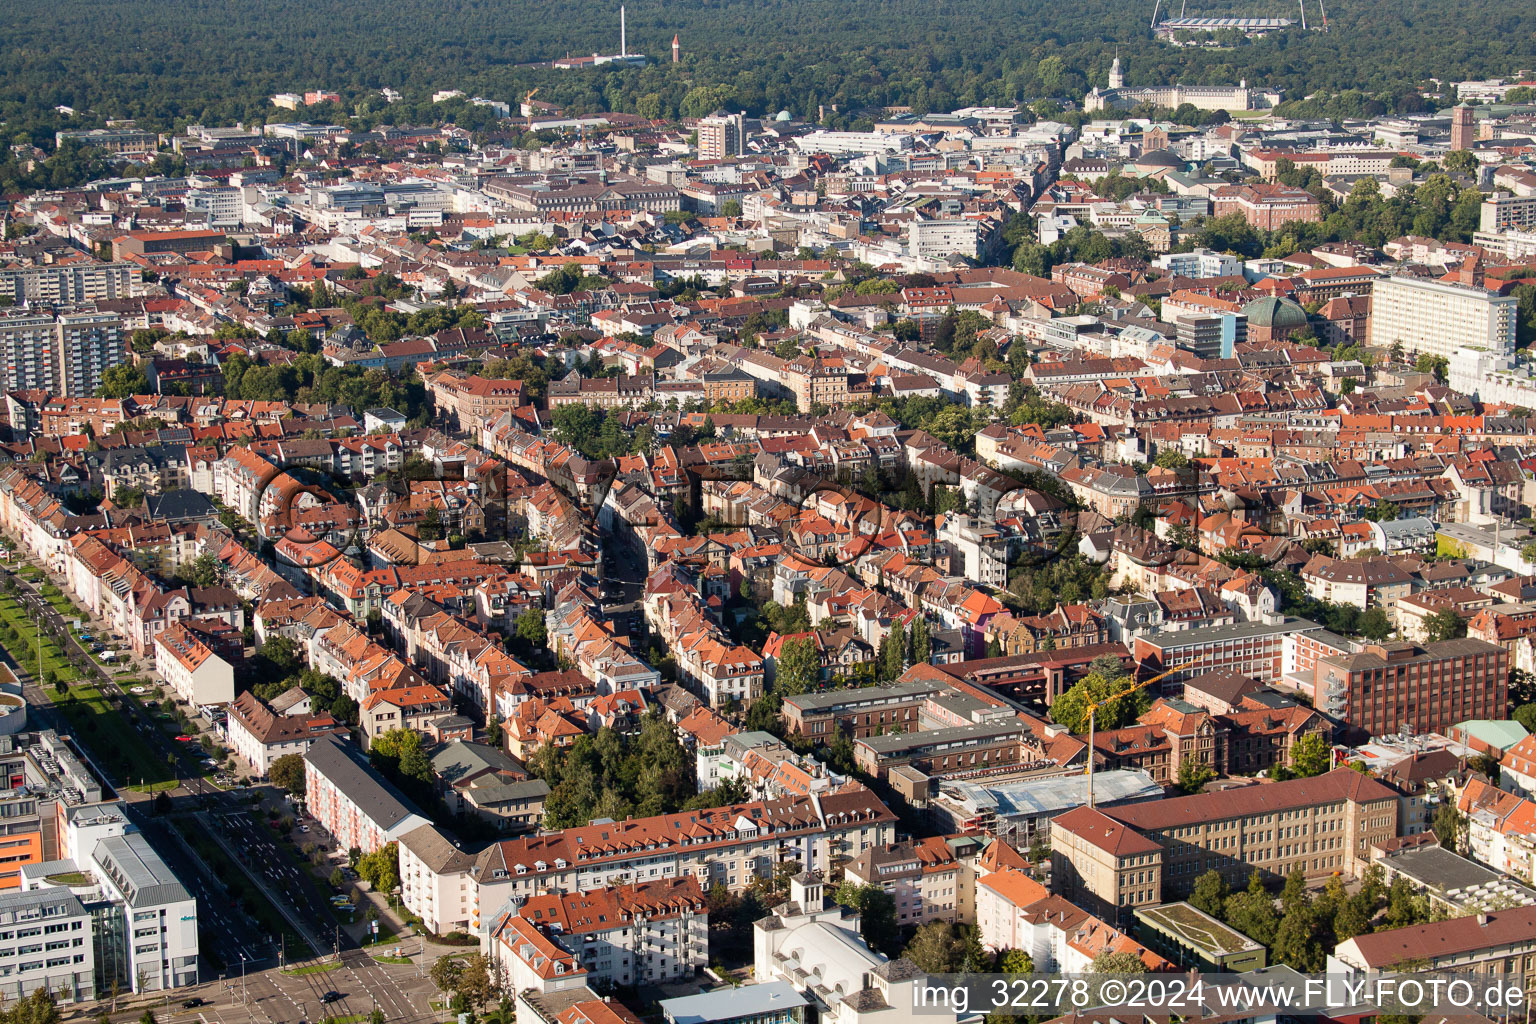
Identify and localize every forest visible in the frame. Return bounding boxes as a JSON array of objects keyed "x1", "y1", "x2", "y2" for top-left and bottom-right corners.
[{"x1": 1, "y1": 0, "x2": 1531, "y2": 157}]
